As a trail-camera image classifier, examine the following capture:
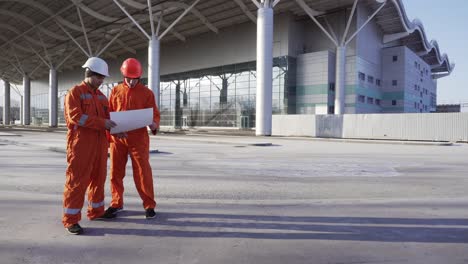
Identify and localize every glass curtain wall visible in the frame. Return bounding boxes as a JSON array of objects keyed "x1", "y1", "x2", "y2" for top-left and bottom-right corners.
[
  {"x1": 159, "y1": 56, "x2": 295, "y2": 128},
  {"x1": 27, "y1": 56, "x2": 296, "y2": 128}
]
